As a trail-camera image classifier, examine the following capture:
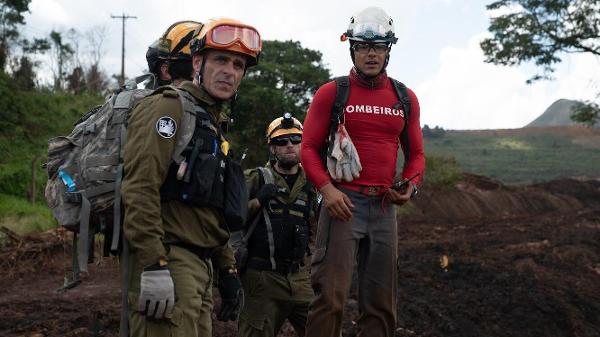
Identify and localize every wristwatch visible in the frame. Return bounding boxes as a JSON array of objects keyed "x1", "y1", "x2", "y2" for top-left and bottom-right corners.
[{"x1": 410, "y1": 183, "x2": 418, "y2": 198}]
